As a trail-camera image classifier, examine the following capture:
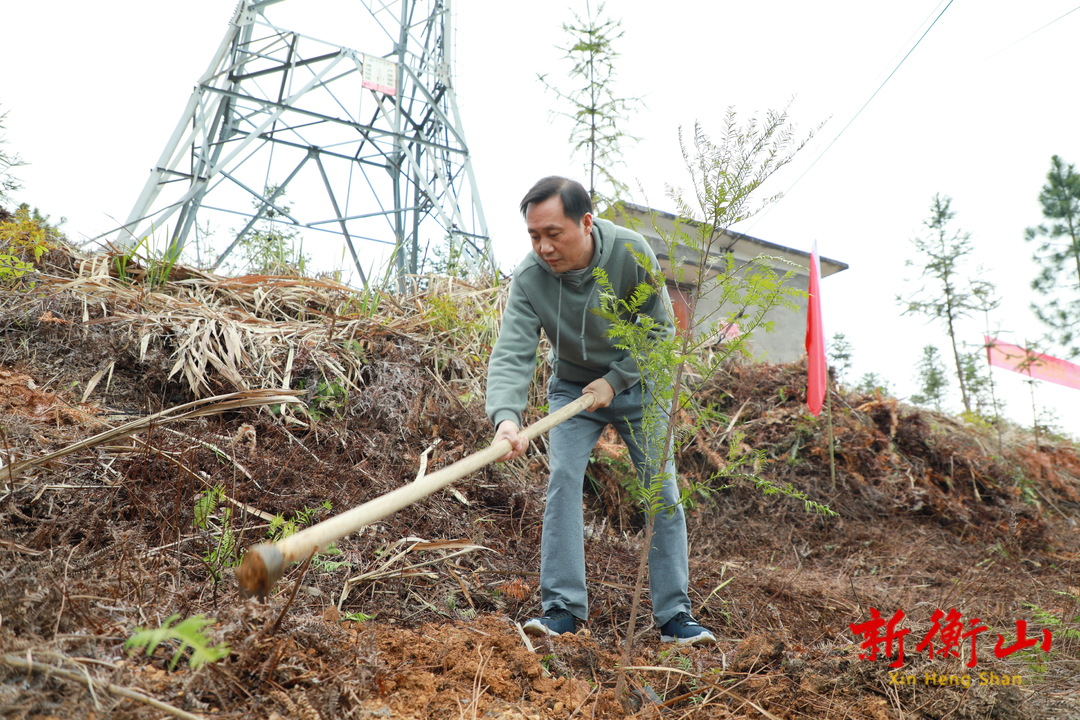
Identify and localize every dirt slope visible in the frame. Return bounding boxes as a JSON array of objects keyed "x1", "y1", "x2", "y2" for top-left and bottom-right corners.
[{"x1": 0, "y1": 240, "x2": 1078, "y2": 719}]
